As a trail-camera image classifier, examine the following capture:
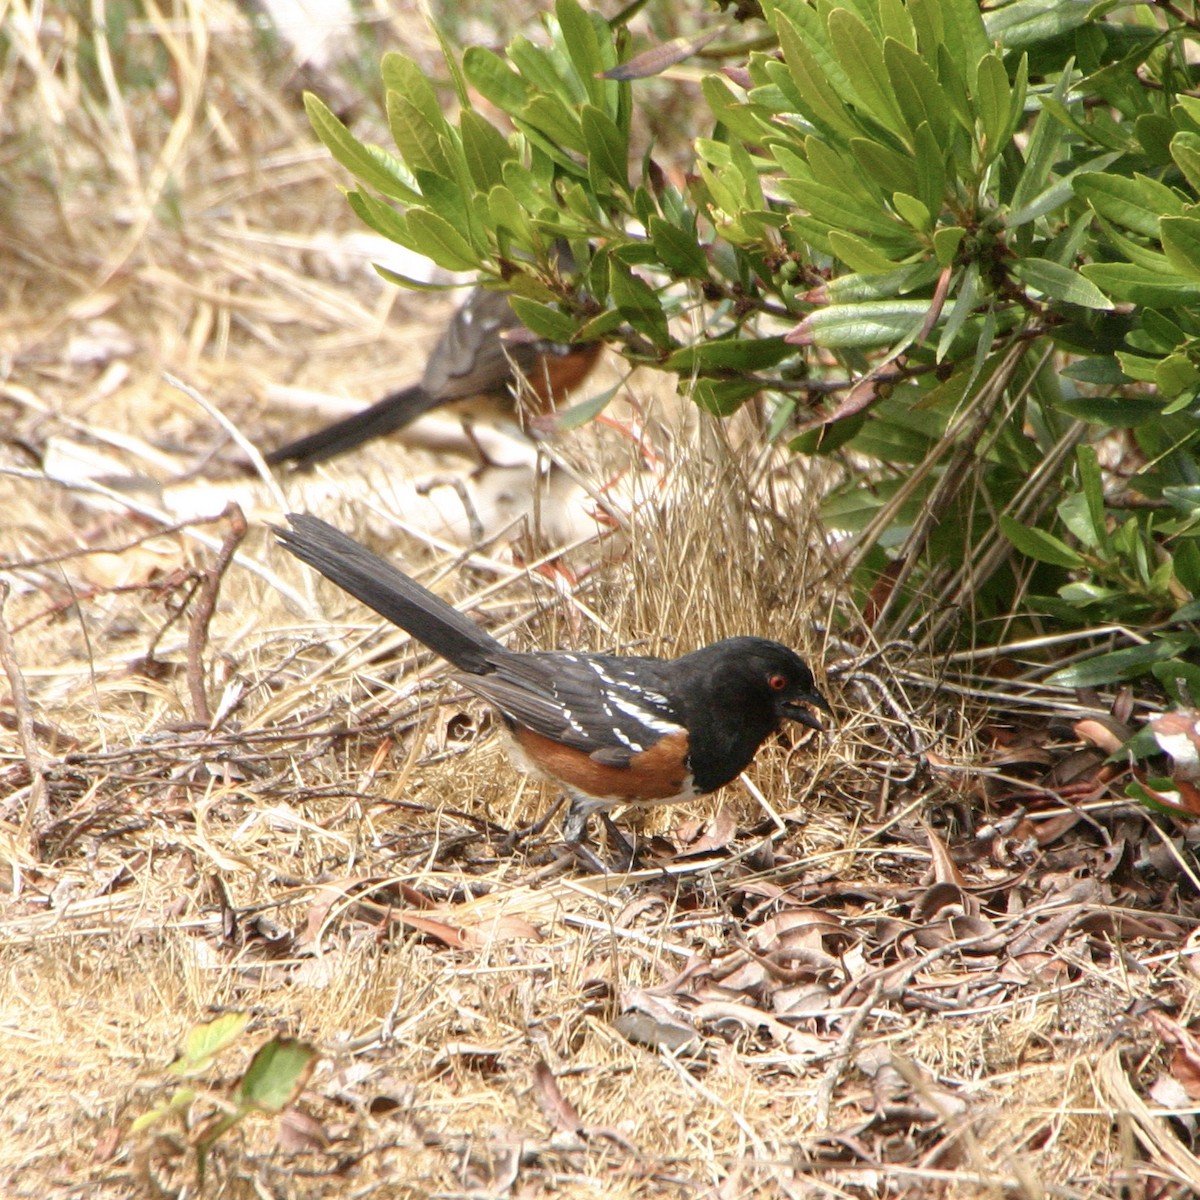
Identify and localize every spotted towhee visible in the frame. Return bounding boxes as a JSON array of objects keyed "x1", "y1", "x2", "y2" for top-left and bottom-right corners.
[
  {"x1": 266, "y1": 287, "x2": 601, "y2": 468},
  {"x1": 277, "y1": 513, "x2": 830, "y2": 846}
]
